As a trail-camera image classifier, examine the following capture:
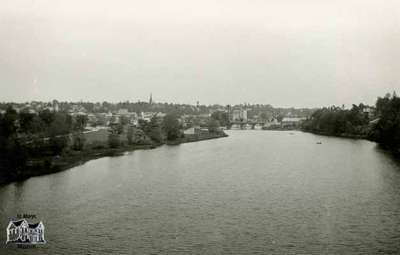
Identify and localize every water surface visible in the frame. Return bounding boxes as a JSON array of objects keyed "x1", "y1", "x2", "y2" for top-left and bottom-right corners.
[{"x1": 1, "y1": 131, "x2": 400, "y2": 254}]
